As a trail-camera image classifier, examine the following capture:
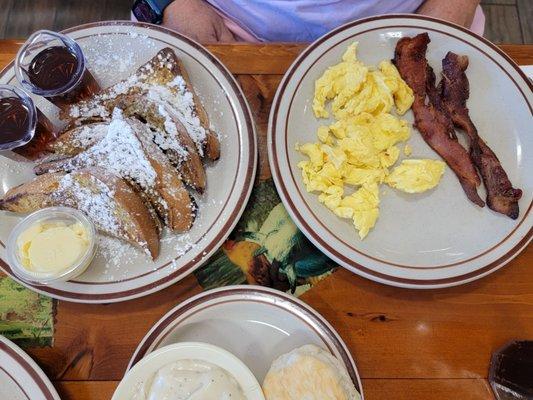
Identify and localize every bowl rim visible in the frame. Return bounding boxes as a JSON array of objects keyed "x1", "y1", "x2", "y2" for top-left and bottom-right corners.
[{"x1": 112, "y1": 341, "x2": 265, "y2": 400}]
